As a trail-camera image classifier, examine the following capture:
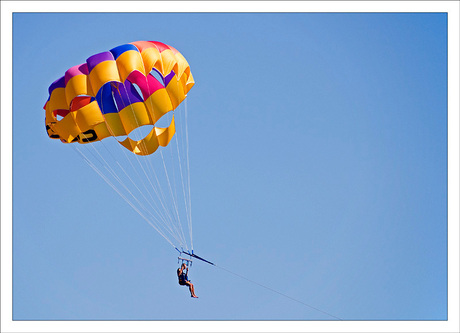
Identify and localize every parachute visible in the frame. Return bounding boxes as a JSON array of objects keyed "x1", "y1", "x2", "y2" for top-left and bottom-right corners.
[
  {"x1": 44, "y1": 41, "x2": 196, "y2": 252},
  {"x1": 45, "y1": 41, "x2": 194, "y2": 154}
]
